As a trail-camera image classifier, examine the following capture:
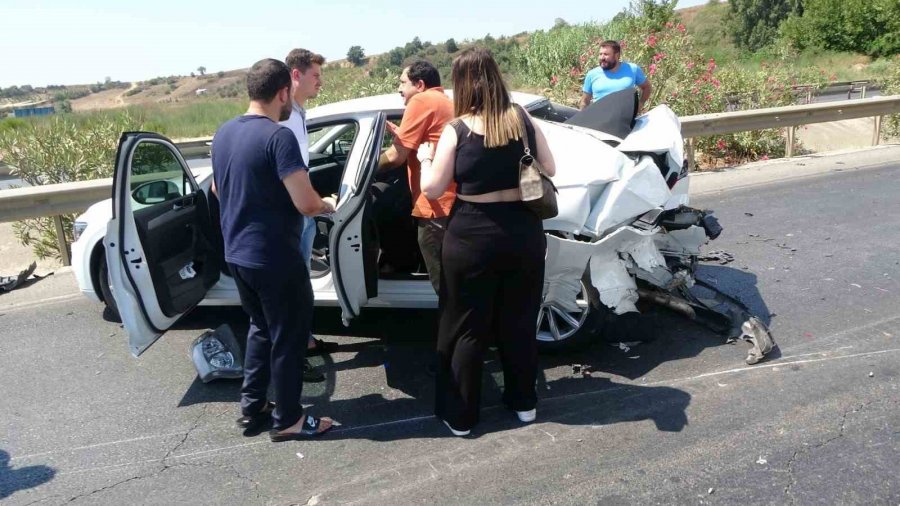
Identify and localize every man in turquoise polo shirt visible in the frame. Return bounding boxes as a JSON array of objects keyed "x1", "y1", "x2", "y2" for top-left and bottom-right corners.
[{"x1": 580, "y1": 40, "x2": 652, "y2": 111}]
